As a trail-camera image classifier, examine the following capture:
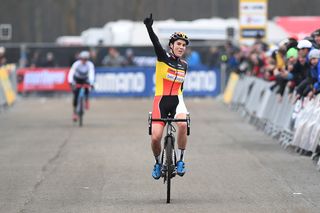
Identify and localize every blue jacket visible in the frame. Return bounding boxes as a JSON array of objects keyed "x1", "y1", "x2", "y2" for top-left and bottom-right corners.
[{"x1": 311, "y1": 61, "x2": 320, "y2": 91}]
